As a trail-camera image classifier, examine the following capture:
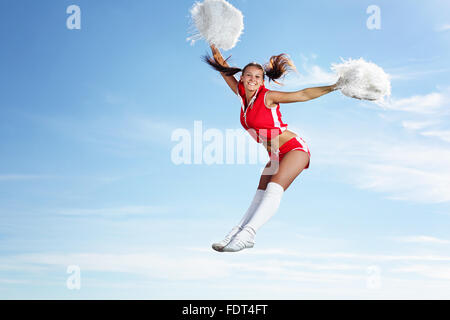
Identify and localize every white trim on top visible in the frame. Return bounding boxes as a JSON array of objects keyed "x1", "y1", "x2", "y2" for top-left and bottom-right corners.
[
  {"x1": 271, "y1": 107, "x2": 281, "y2": 130},
  {"x1": 264, "y1": 91, "x2": 277, "y2": 109}
]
